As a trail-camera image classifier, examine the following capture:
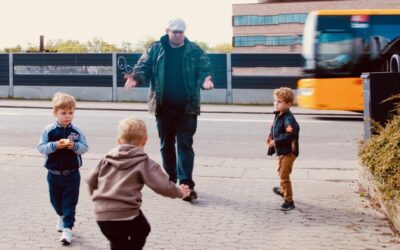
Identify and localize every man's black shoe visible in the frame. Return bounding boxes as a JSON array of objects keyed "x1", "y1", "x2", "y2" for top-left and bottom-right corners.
[
  {"x1": 190, "y1": 190, "x2": 198, "y2": 200},
  {"x1": 183, "y1": 189, "x2": 198, "y2": 202},
  {"x1": 273, "y1": 187, "x2": 284, "y2": 197},
  {"x1": 280, "y1": 200, "x2": 295, "y2": 211}
]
